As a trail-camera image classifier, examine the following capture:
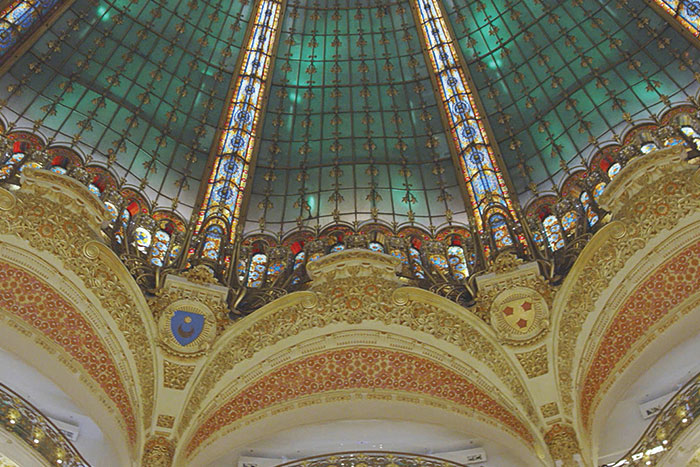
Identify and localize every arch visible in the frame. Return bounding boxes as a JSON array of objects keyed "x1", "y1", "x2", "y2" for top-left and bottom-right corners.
[
  {"x1": 0, "y1": 251, "x2": 138, "y2": 463},
  {"x1": 178, "y1": 327, "x2": 541, "y2": 466}
]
